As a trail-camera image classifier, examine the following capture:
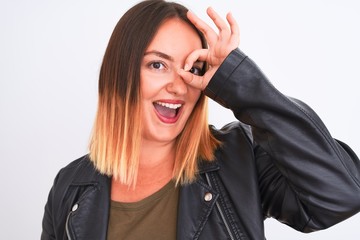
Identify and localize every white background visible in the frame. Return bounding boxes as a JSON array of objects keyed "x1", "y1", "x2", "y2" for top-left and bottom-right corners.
[{"x1": 1, "y1": 0, "x2": 359, "y2": 239}]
